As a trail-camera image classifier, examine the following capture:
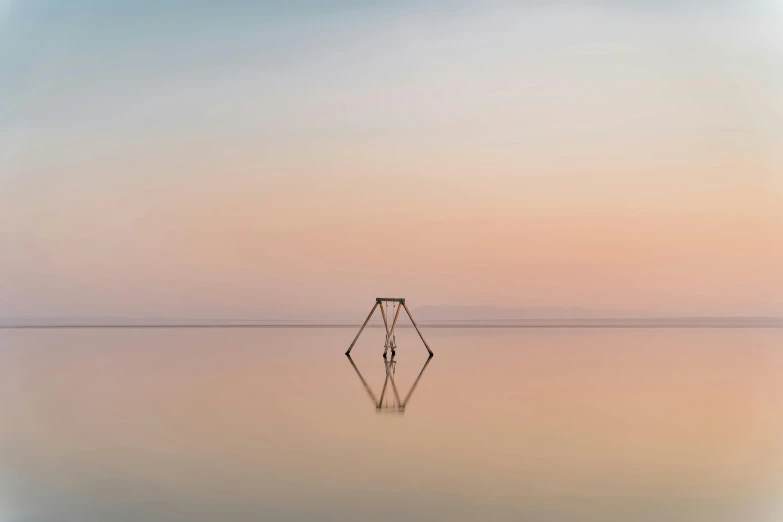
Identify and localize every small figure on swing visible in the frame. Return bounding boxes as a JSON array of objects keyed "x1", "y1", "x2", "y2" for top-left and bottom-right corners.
[{"x1": 345, "y1": 298, "x2": 433, "y2": 357}]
